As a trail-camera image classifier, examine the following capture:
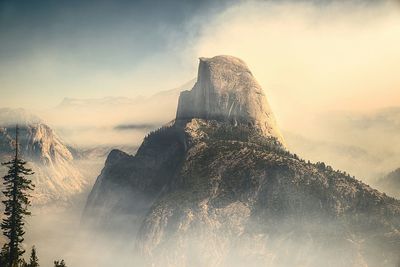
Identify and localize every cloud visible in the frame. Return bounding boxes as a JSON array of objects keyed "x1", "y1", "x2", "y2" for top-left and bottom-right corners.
[{"x1": 114, "y1": 124, "x2": 158, "y2": 131}]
